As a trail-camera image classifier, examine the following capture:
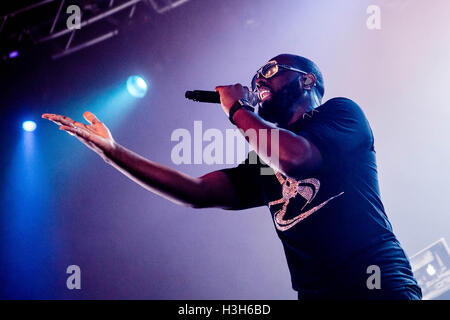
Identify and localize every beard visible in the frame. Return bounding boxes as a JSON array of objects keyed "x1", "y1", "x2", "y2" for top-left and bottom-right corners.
[{"x1": 257, "y1": 78, "x2": 302, "y2": 126}]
